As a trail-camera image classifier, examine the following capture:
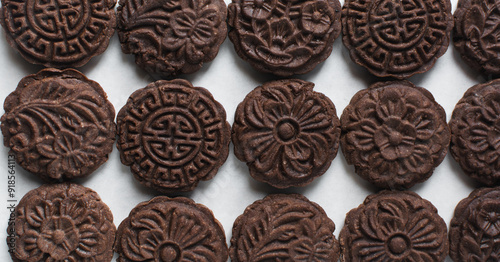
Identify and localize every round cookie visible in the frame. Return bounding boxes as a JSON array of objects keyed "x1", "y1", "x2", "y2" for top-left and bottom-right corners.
[
  {"x1": 450, "y1": 187, "x2": 500, "y2": 262},
  {"x1": 450, "y1": 79, "x2": 500, "y2": 186},
  {"x1": 7, "y1": 183, "x2": 116, "y2": 262},
  {"x1": 340, "y1": 190, "x2": 448, "y2": 262},
  {"x1": 0, "y1": 68, "x2": 116, "y2": 182},
  {"x1": 115, "y1": 196, "x2": 228, "y2": 262},
  {"x1": 117, "y1": 0, "x2": 227, "y2": 77},
  {"x1": 340, "y1": 80, "x2": 450, "y2": 189},
  {"x1": 230, "y1": 194, "x2": 340, "y2": 262},
  {"x1": 454, "y1": 0, "x2": 500, "y2": 76},
  {"x1": 227, "y1": 0, "x2": 341, "y2": 76},
  {"x1": 342, "y1": 0, "x2": 453, "y2": 79},
  {"x1": 117, "y1": 79, "x2": 230, "y2": 193},
  {"x1": 0, "y1": 0, "x2": 116, "y2": 68},
  {"x1": 232, "y1": 79, "x2": 341, "y2": 188}
]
